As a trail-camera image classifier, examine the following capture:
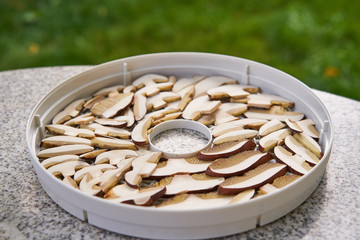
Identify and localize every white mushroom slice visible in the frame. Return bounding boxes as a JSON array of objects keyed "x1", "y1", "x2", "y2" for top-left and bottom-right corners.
[
  {"x1": 258, "y1": 175, "x2": 301, "y2": 195},
  {"x1": 91, "y1": 93, "x2": 134, "y2": 118},
  {"x1": 229, "y1": 189, "x2": 256, "y2": 204},
  {"x1": 52, "y1": 99, "x2": 86, "y2": 124},
  {"x1": 258, "y1": 128, "x2": 291, "y2": 152},
  {"x1": 146, "y1": 91, "x2": 181, "y2": 111},
  {"x1": 79, "y1": 174, "x2": 102, "y2": 196},
  {"x1": 84, "y1": 95, "x2": 106, "y2": 109},
  {"x1": 131, "y1": 118, "x2": 152, "y2": 145},
  {"x1": 135, "y1": 82, "x2": 174, "y2": 97},
  {"x1": 284, "y1": 135, "x2": 319, "y2": 166},
  {"x1": 213, "y1": 129, "x2": 258, "y2": 145},
  {"x1": 274, "y1": 146, "x2": 312, "y2": 175},
  {"x1": 47, "y1": 161, "x2": 89, "y2": 178},
  {"x1": 152, "y1": 112, "x2": 182, "y2": 126},
  {"x1": 207, "y1": 84, "x2": 259, "y2": 100},
  {"x1": 285, "y1": 119, "x2": 320, "y2": 139},
  {"x1": 133, "y1": 93, "x2": 147, "y2": 121},
  {"x1": 125, "y1": 152, "x2": 162, "y2": 188},
  {"x1": 74, "y1": 164, "x2": 116, "y2": 182},
  {"x1": 91, "y1": 137, "x2": 137, "y2": 150},
  {"x1": 196, "y1": 113, "x2": 216, "y2": 126},
  {"x1": 213, "y1": 103, "x2": 248, "y2": 125},
  {"x1": 113, "y1": 108, "x2": 135, "y2": 127},
  {"x1": 95, "y1": 149, "x2": 138, "y2": 165},
  {"x1": 132, "y1": 74, "x2": 169, "y2": 89},
  {"x1": 42, "y1": 136, "x2": 92, "y2": 147},
  {"x1": 41, "y1": 154, "x2": 80, "y2": 169},
  {"x1": 105, "y1": 184, "x2": 166, "y2": 206},
  {"x1": 293, "y1": 133, "x2": 322, "y2": 158},
  {"x1": 206, "y1": 151, "x2": 273, "y2": 177},
  {"x1": 95, "y1": 118, "x2": 127, "y2": 128},
  {"x1": 81, "y1": 123, "x2": 131, "y2": 139},
  {"x1": 93, "y1": 85, "x2": 124, "y2": 97},
  {"x1": 37, "y1": 144, "x2": 94, "y2": 158},
  {"x1": 244, "y1": 106, "x2": 304, "y2": 122},
  {"x1": 194, "y1": 76, "x2": 237, "y2": 98},
  {"x1": 182, "y1": 96, "x2": 221, "y2": 120},
  {"x1": 123, "y1": 85, "x2": 136, "y2": 93},
  {"x1": 157, "y1": 174, "x2": 224, "y2": 196},
  {"x1": 142, "y1": 102, "x2": 180, "y2": 122},
  {"x1": 211, "y1": 118, "x2": 268, "y2": 137},
  {"x1": 198, "y1": 140, "x2": 256, "y2": 161},
  {"x1": 172, "y1": 76, "x2": 206, "y2": 92},
  {"x1": 259, "y1": 119, "x2": 286, "y2": 137},
  {"x1": 173, "y1": 85, "x2": 195, "y2": 111},
  {"x1": 64, "y1": 113, "x2": 95, "y2": 126},
  {"x1": 46, "y1": 124, "x2": 95, "y2": 138},
  {"x1": 151, "y1": 158, "x2": 211, "y2": 178},
  {"x1": 80, "y1": 149, "x2": 107, "y2": 159},
  {"x1": 218, "y1": 163, "x2": 287, "y2": 195},
  {"x1": 246, "y1": 94, "x2": 294, "y2": 109},
  {"x1": 63, "y1": 176, "x2": 79, "y2": 189}
]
